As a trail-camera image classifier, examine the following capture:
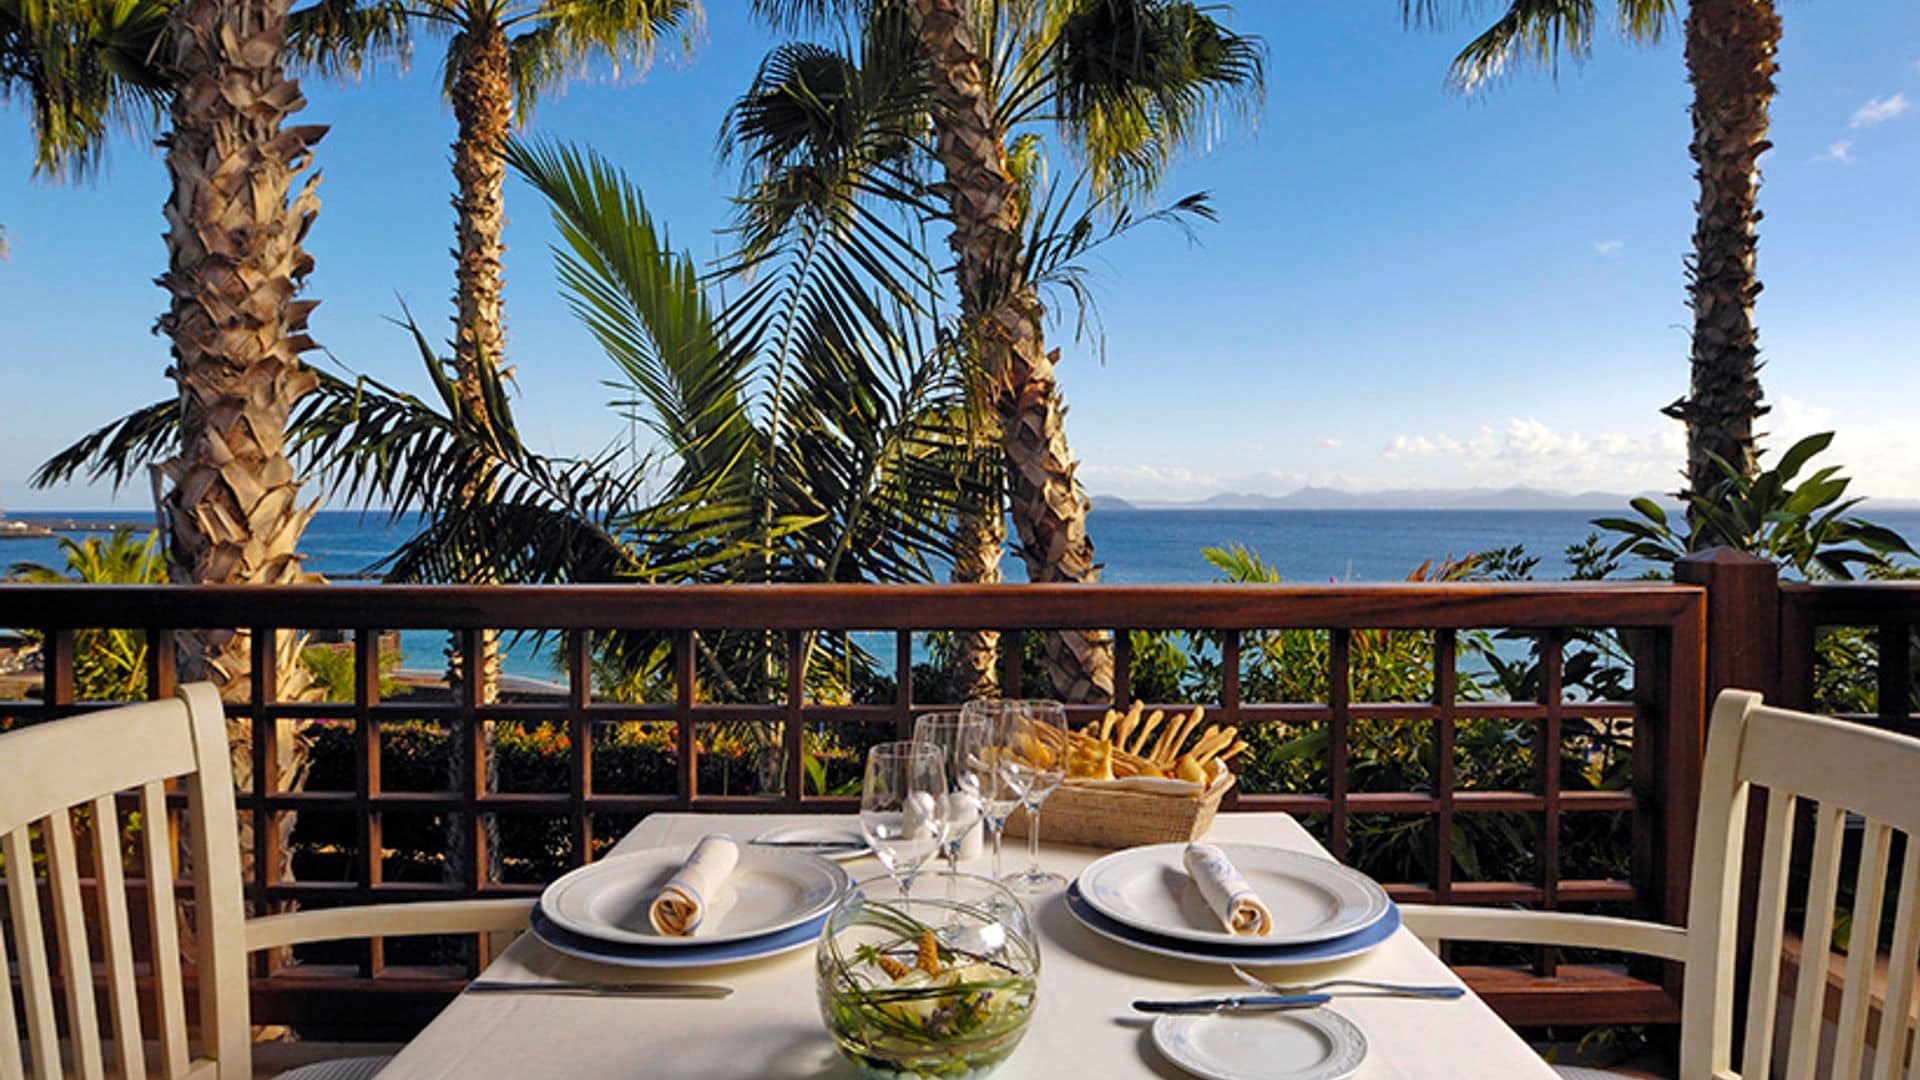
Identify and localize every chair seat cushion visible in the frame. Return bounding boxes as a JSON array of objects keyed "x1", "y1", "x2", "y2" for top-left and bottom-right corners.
[{"x1": 273, "y1": 1055, "x2": 394, "y2": 1080}]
